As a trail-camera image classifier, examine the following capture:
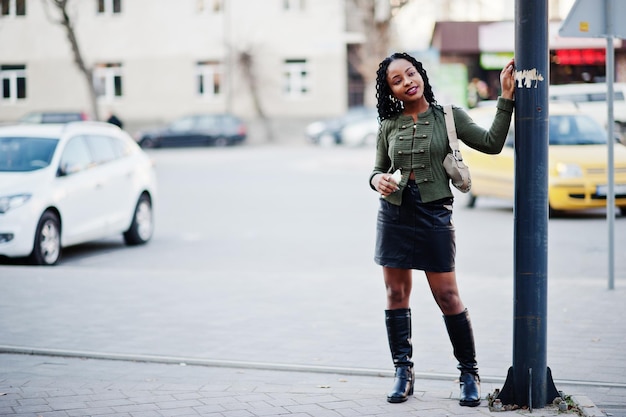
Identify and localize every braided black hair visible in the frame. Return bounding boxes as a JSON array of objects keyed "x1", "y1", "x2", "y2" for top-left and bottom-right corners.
[{"x1": 375, "y1": 52, "x2": 438, "y2": 121}]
